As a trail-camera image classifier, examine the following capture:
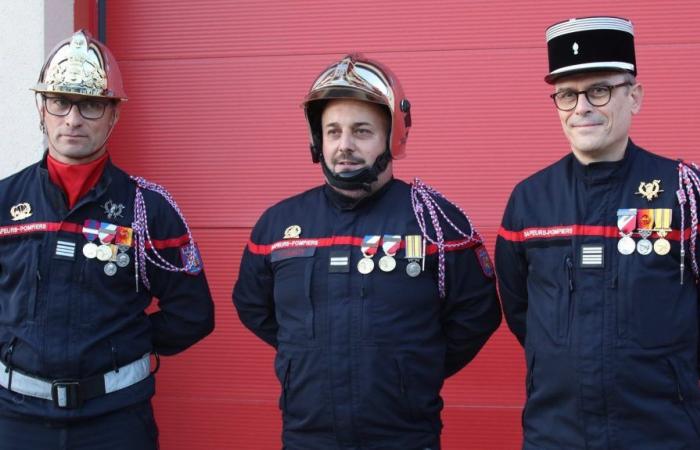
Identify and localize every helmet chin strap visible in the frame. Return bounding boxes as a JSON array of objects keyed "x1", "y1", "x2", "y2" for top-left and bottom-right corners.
[{"x1": 322, "y1": 148, "x2": 391, "y2": 192}]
